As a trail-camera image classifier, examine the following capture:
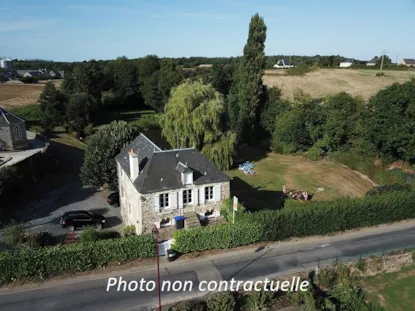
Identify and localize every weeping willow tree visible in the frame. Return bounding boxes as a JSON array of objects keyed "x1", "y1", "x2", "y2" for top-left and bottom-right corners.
[{"x1": 160, "y1": 80, "x2": 237, "y2": 170}]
